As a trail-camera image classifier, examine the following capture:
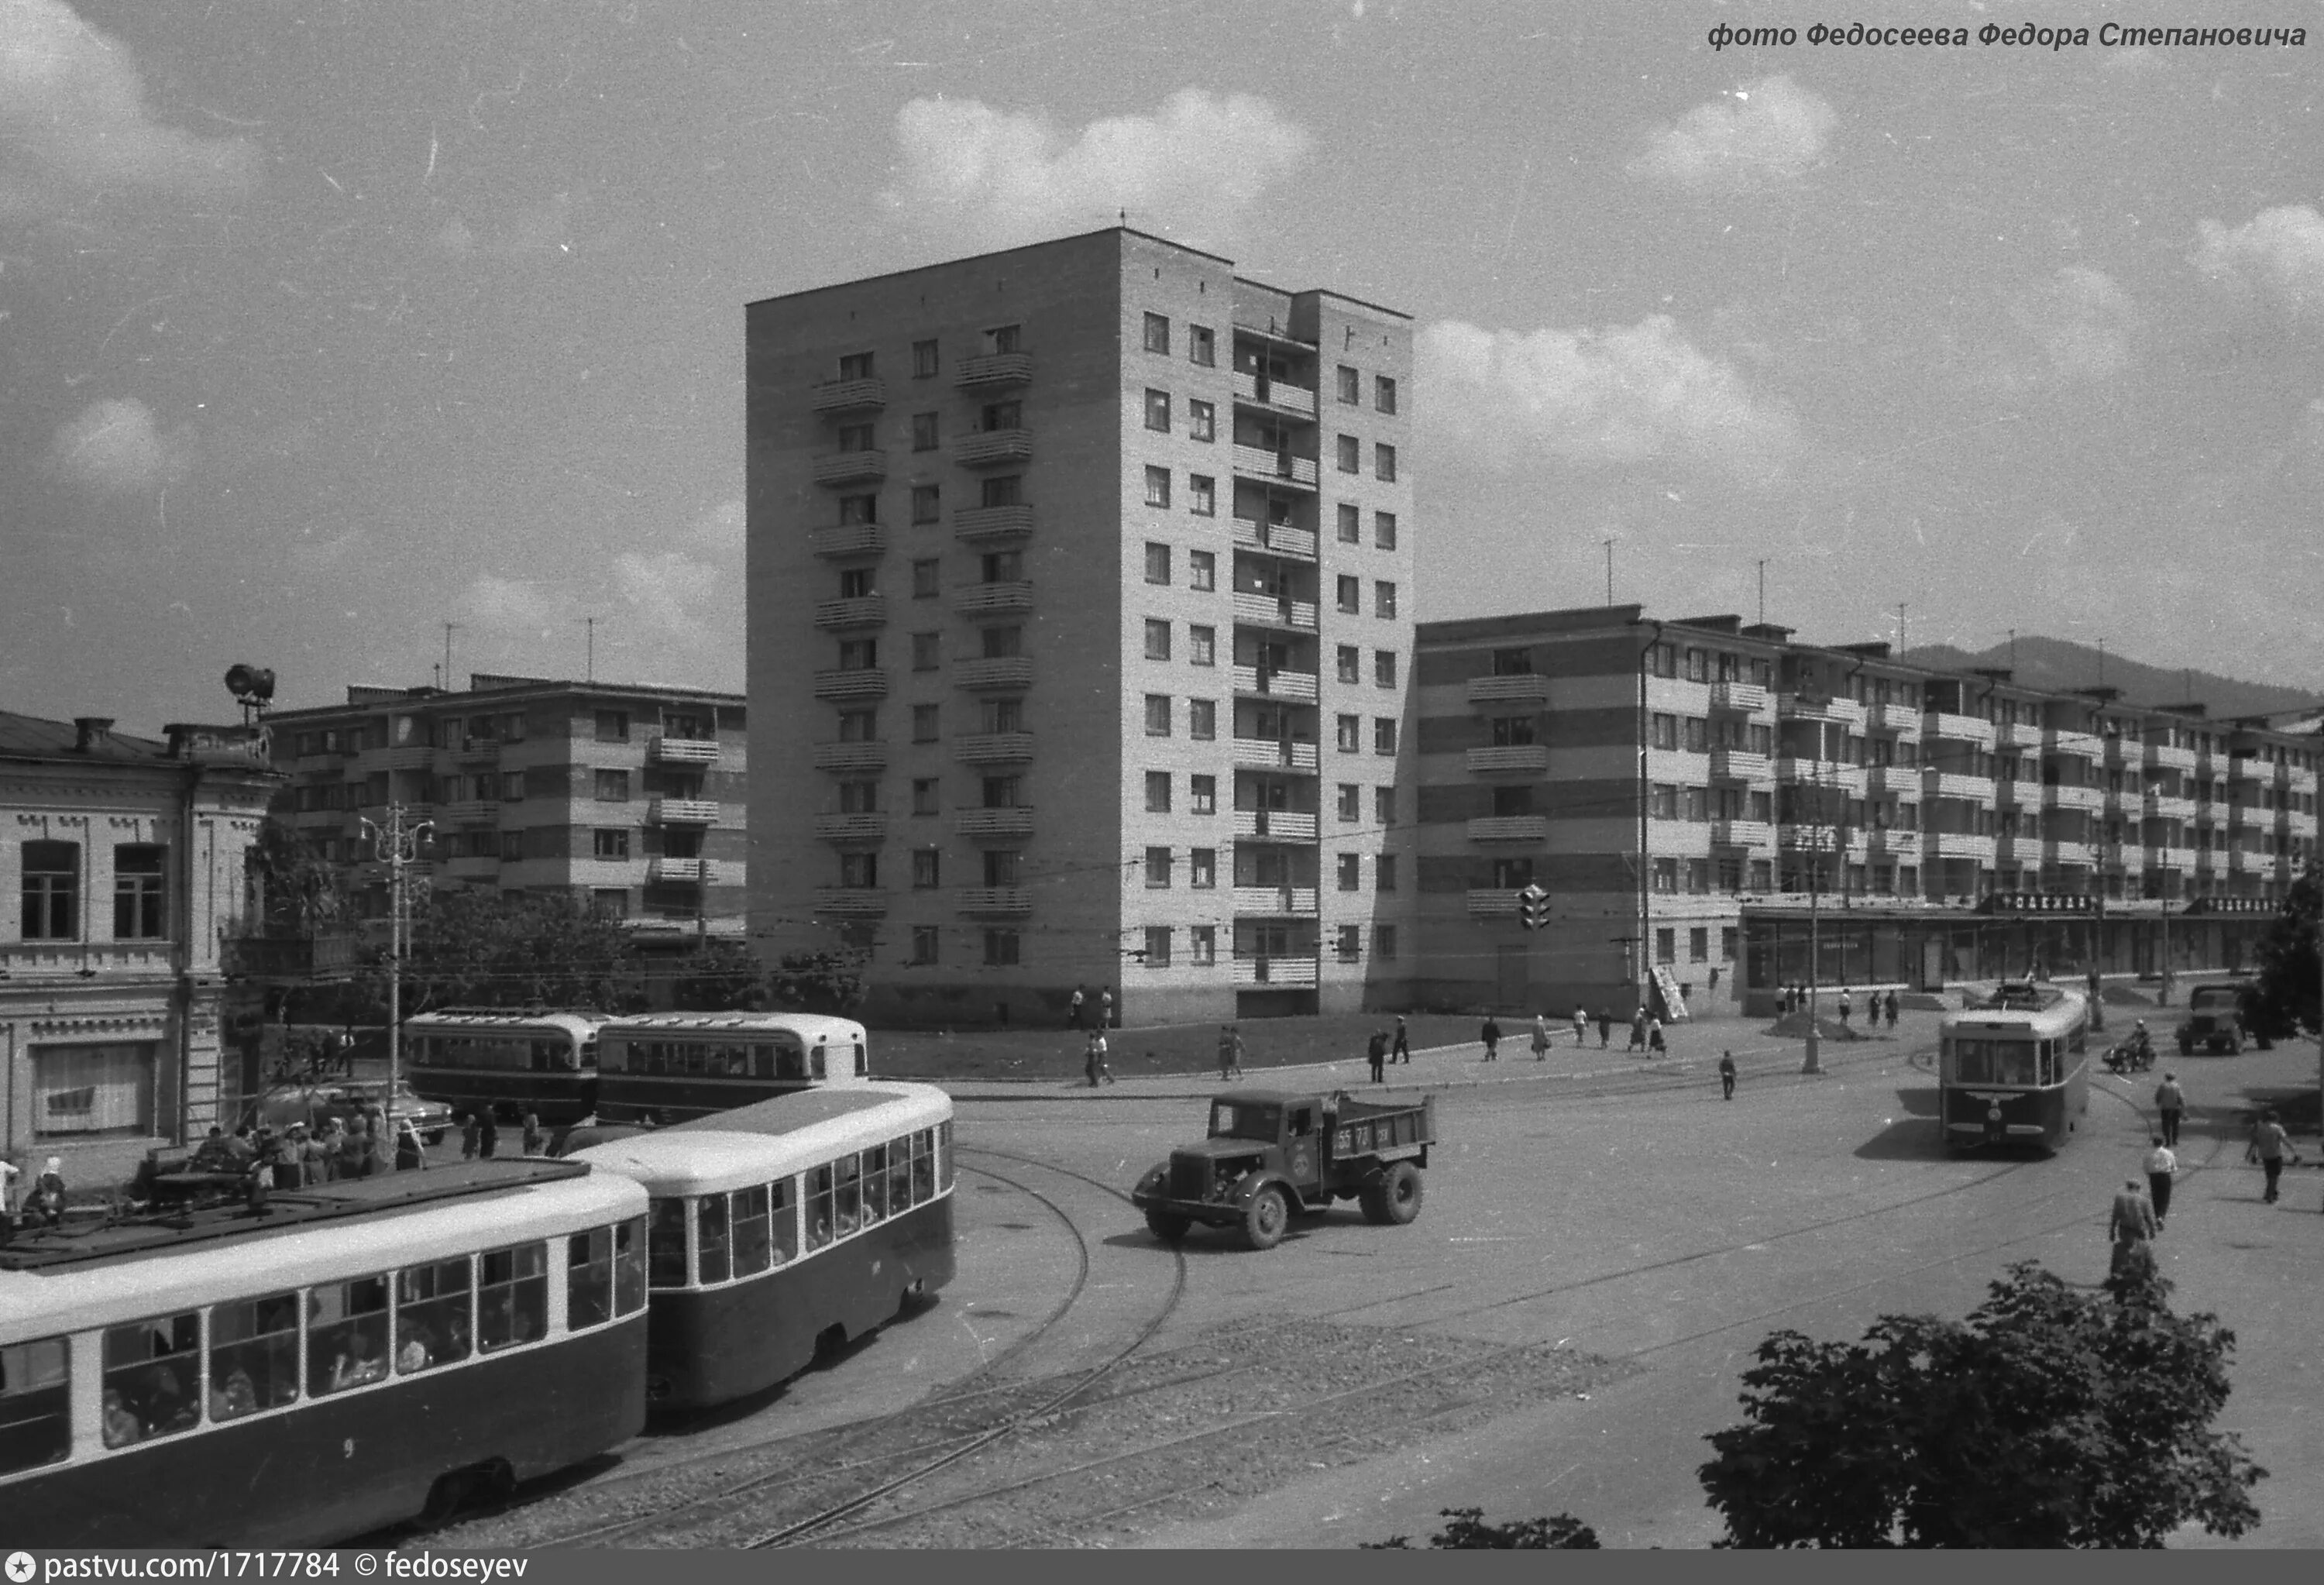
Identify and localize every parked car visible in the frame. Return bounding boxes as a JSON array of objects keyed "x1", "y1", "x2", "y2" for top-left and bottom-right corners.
[{"x1": 259, "y1": 1077, "x2": 455, "y2": 1145}]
